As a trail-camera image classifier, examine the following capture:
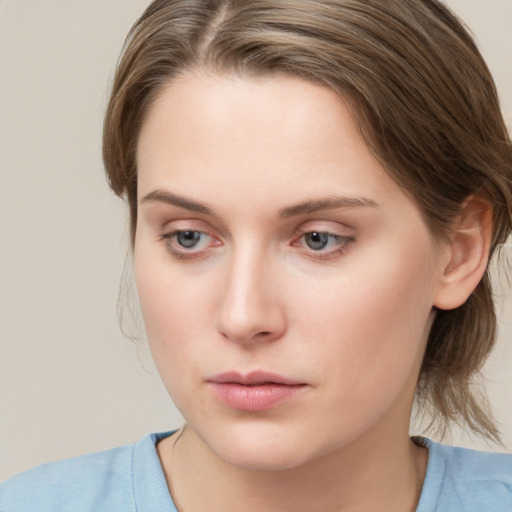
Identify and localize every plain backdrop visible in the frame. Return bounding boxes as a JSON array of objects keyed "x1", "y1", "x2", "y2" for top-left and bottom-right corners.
[{"x1": 1, "y1": 0, "x2": 511, "y2": 480}]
